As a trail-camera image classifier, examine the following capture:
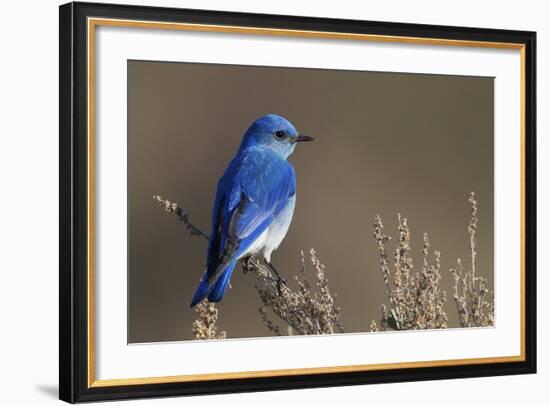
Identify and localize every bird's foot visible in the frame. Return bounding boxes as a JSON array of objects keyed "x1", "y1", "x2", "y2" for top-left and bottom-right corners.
[
  {"x1": 266, "y1": 261, "x2": 288, "y2": 296},
  {"x1": 276, "y1": 277, "x2": 288, "y2": 296}
]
